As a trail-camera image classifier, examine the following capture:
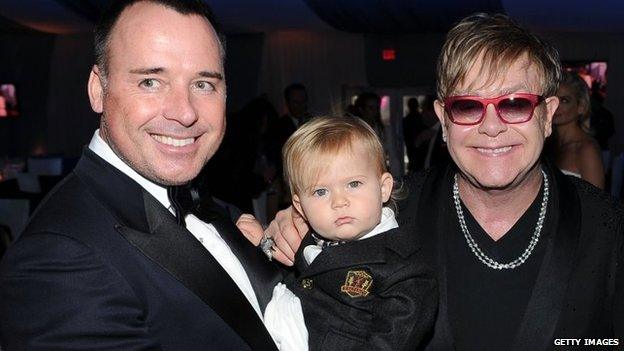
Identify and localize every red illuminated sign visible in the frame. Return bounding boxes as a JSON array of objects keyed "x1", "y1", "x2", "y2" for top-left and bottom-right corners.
[{"x1": 382, "y1": 48, "x2": 396, "y2": 61}]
